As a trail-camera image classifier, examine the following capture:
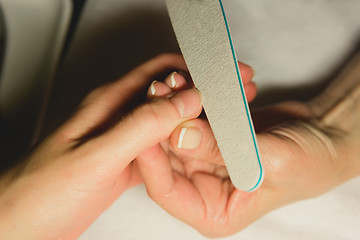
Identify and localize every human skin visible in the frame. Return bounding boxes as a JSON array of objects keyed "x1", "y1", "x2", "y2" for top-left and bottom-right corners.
[
  {"x1": 0, "y1": 54, "x2": 256, "y2": 239},
  {"x1": 136, "y1": 53, "x2": 360, "y2": 237}
]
